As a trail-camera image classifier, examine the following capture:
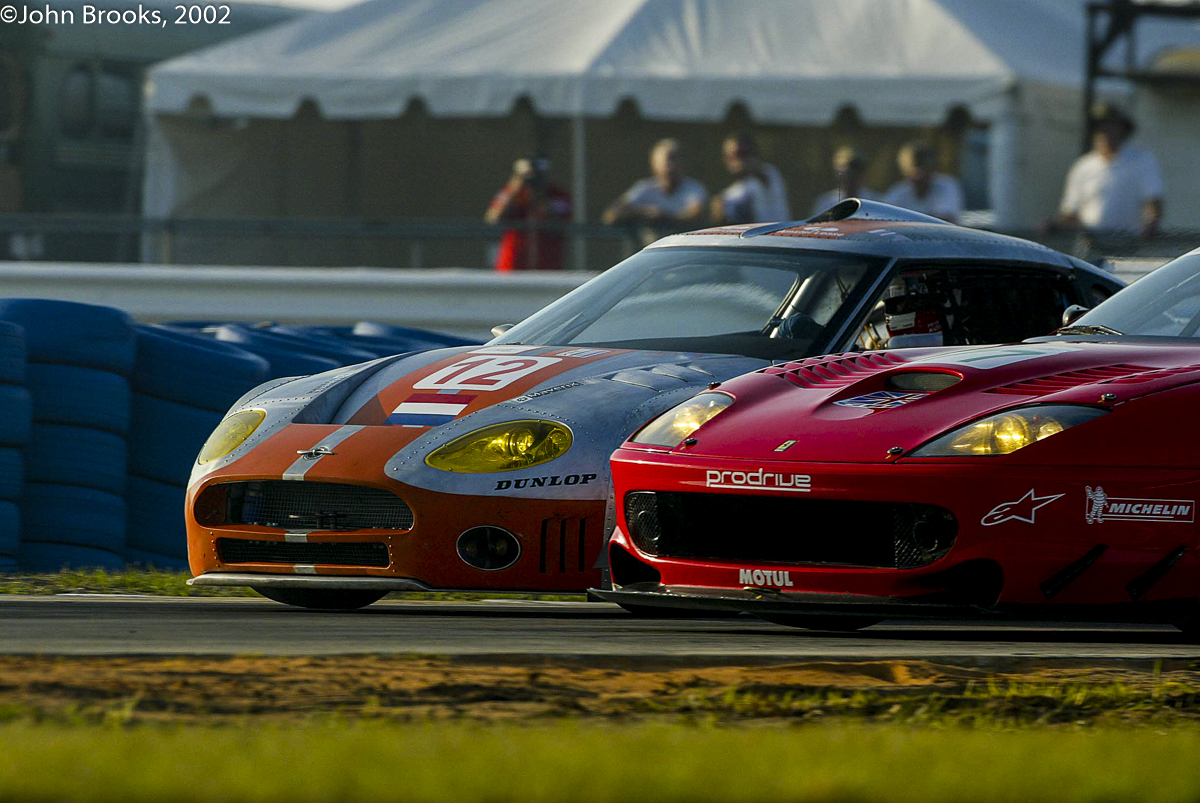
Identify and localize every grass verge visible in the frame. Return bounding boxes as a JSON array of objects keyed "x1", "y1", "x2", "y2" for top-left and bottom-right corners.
[
  {"x1": 3, "y1": 721, "x2": 1200, "y2": 803},
  {"x1": 0, "y1": 569, "x2": 585, "y2": 601}
]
